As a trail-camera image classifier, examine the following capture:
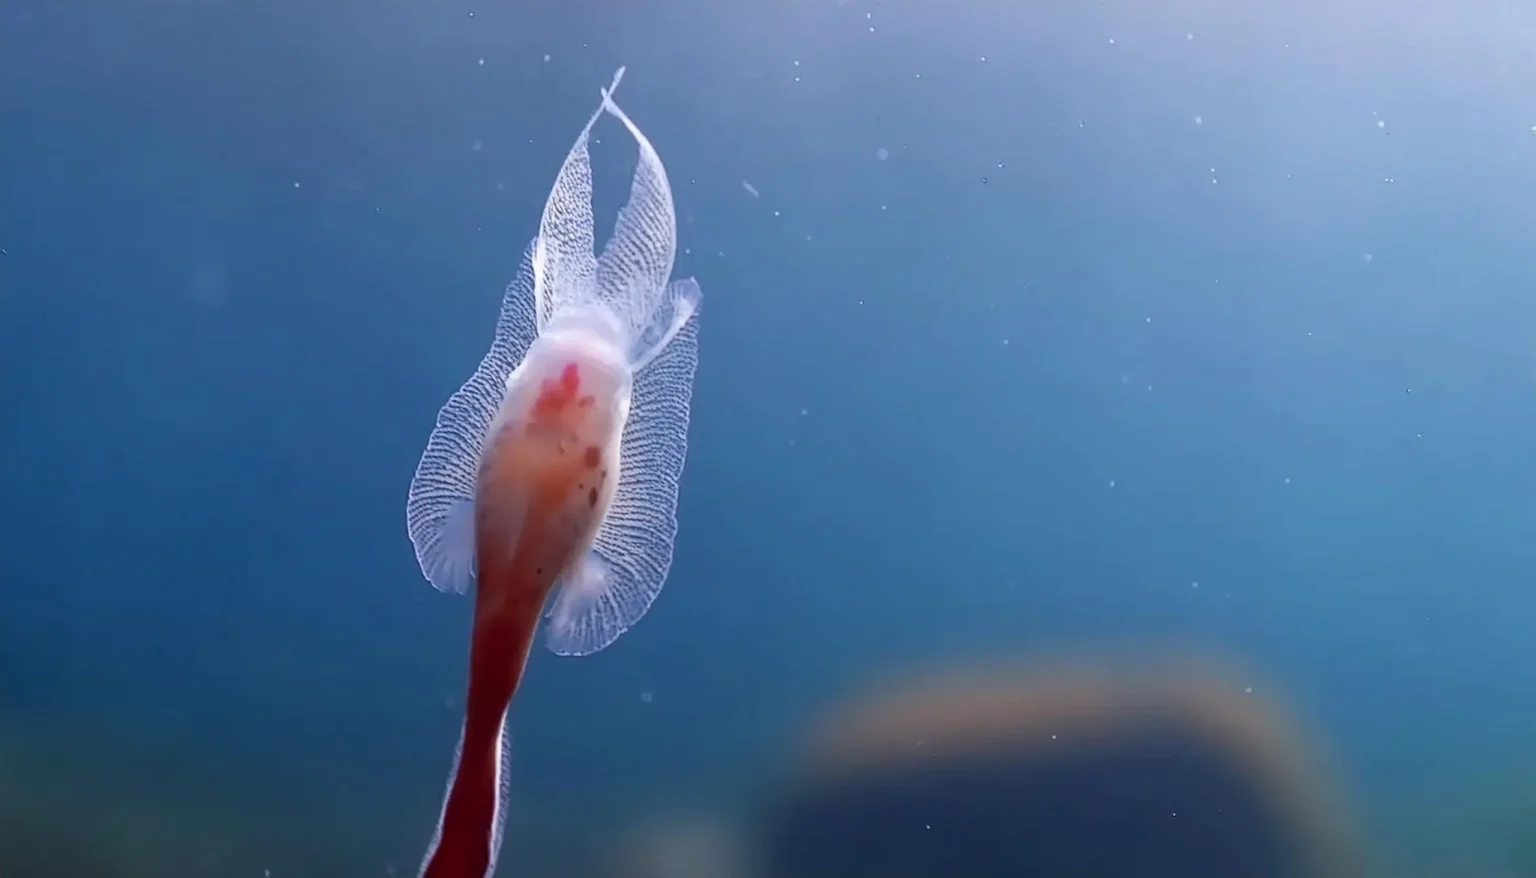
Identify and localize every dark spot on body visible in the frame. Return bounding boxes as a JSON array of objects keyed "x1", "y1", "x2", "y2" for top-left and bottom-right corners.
[
  {"x1": 588, "y1": 487, "x2": 598, "y2": 508},
  {"x1": 583, "y1": 445, "x2": 602, "y2": 468}
]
